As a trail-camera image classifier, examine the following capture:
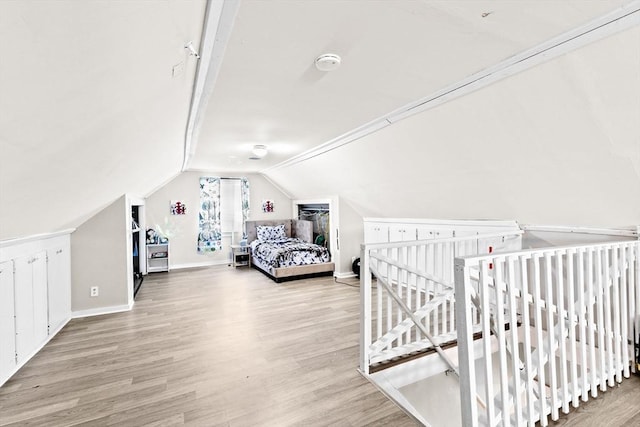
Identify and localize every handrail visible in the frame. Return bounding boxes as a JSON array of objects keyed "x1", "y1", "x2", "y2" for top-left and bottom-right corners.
[
  {"x1": 371, "y1": 263, "x2": 459, "y2": 376},
  {"x1": 360, "y1": 229, "x2": 524, "y2": 375},
  {"x1": 370, "y1": 251, "x2": 453, "y2": 289},
  {"x1": 455, "y1": 239, "x2": 640, "y2": 427}
]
